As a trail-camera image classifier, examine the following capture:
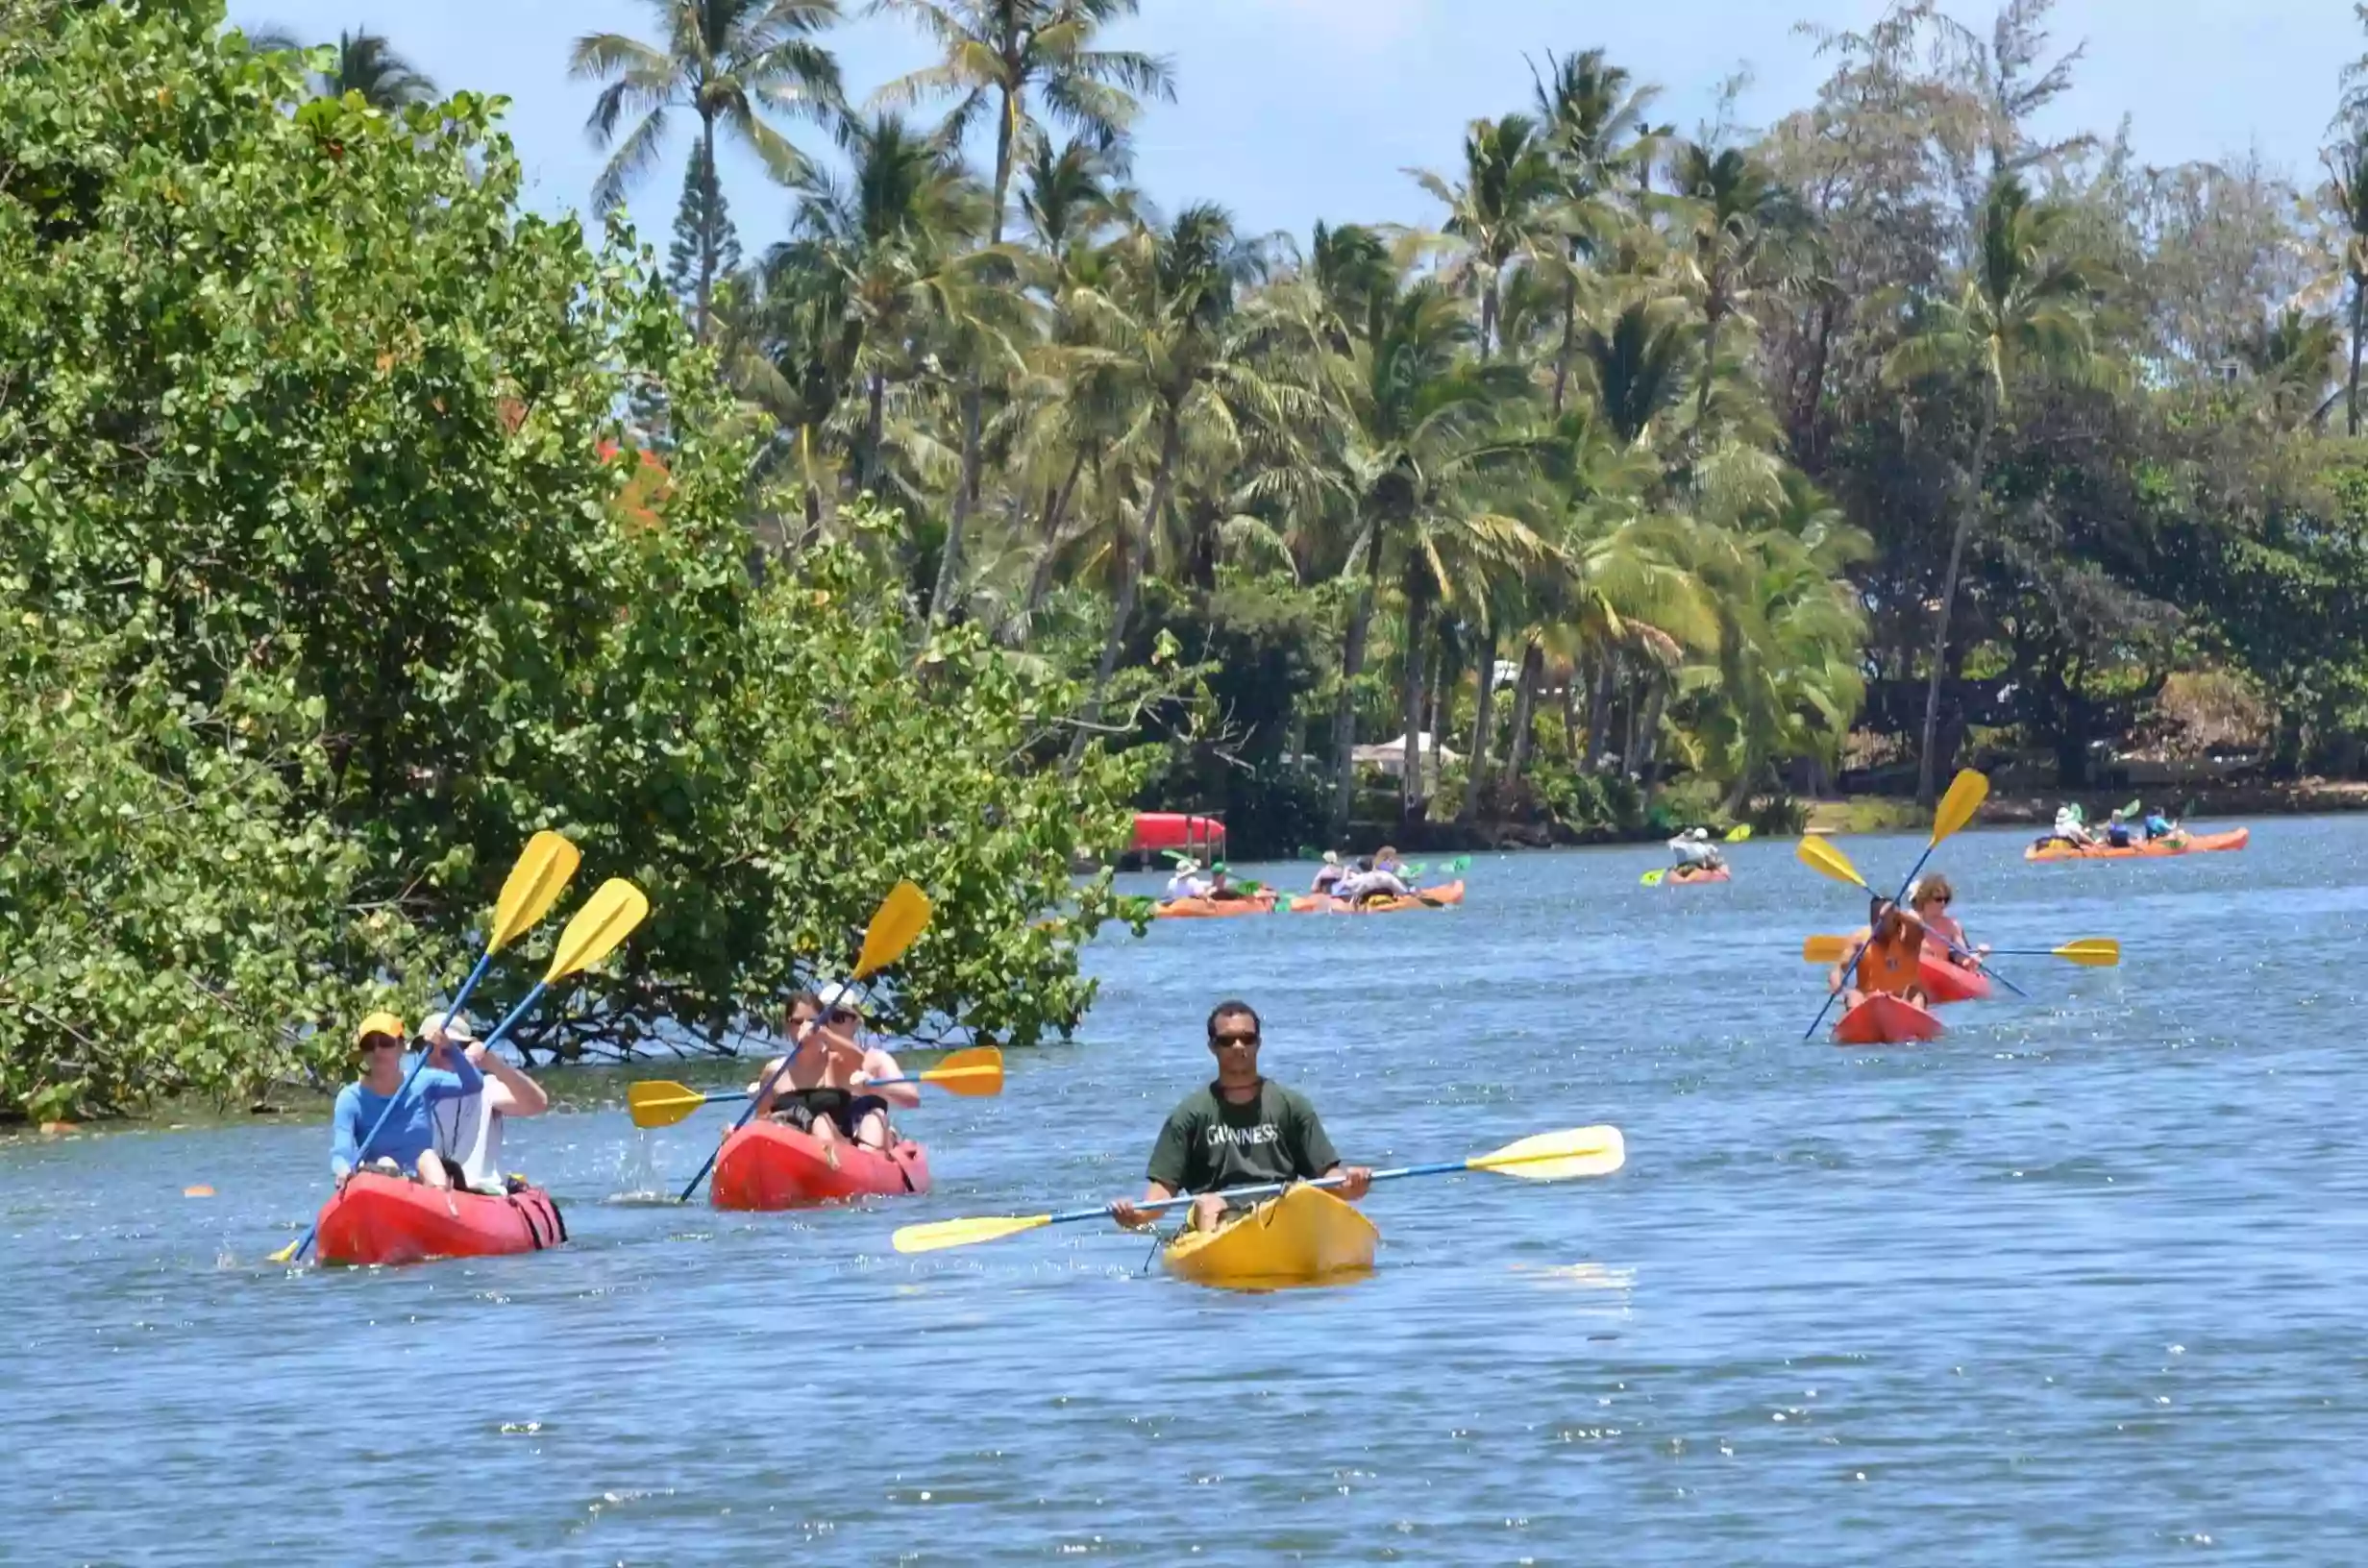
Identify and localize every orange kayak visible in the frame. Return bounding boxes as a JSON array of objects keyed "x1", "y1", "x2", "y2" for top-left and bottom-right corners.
[
  {"x1": 1919, "y1": 951, "x2": 1992, "y2": 1004},
  {"x1": 2025, "y1": 826, "x2": 2249, "y2": 862},
  {"x1": 1835, "y1": 992, "x2": 1944, "y2": 1046},
  {"x1": 1665, "y1": 865, "x2": 1730, "y2": 885},
  {"x1": 312, "y1": 1172, "x2": 566, "y2": 1266},
  {"x1": 1154, "y1": 893, "x2": 1278, "y2": 919},
  {"x1": 1289, "y1": 879, "x2": 1466, "y2": 914},
  {"x1": 710, "y1": 1121, "x2": 931, "y2": 1210}
]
